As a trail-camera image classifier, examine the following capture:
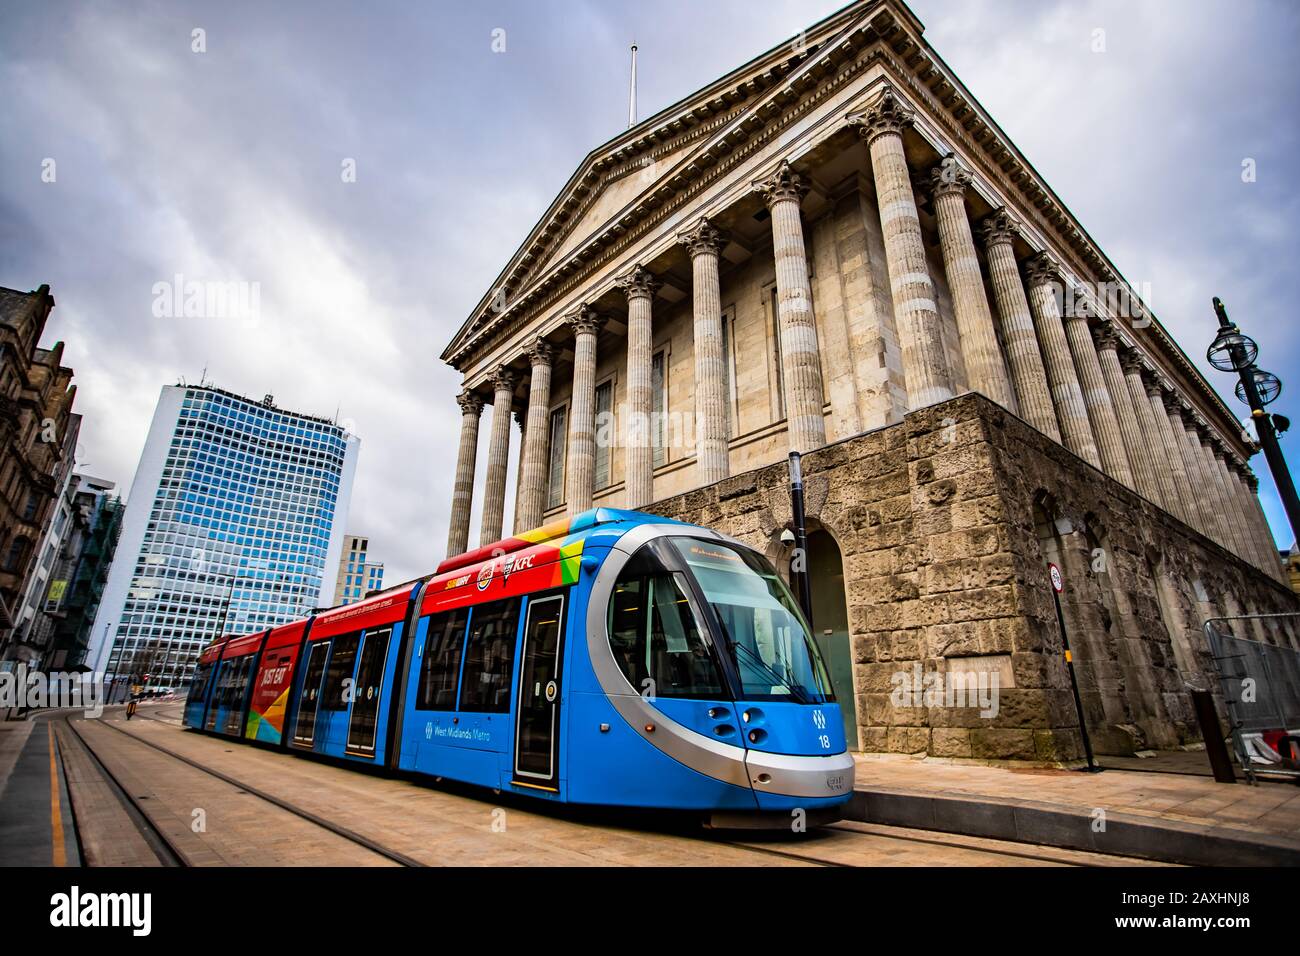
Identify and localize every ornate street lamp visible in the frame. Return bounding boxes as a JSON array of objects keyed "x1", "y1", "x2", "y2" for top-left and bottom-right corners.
[{"x1": 1210, "y1": 297, "x2": 1300, "y2": 545}]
